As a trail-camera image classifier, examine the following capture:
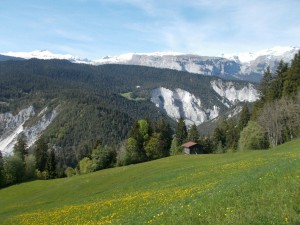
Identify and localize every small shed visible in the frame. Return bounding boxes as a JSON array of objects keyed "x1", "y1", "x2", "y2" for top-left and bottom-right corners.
[{"x1": 182, "y1": 141, "x2": 204, "y2": 154}]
